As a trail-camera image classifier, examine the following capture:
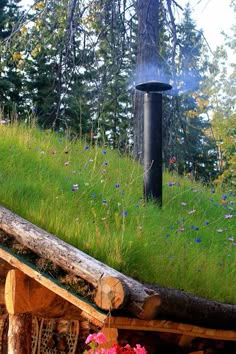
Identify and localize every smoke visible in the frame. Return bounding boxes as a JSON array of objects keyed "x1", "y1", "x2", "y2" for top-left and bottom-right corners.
[{"x1": 132, "y1": 63, "x2": 202, "y2": 96}]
